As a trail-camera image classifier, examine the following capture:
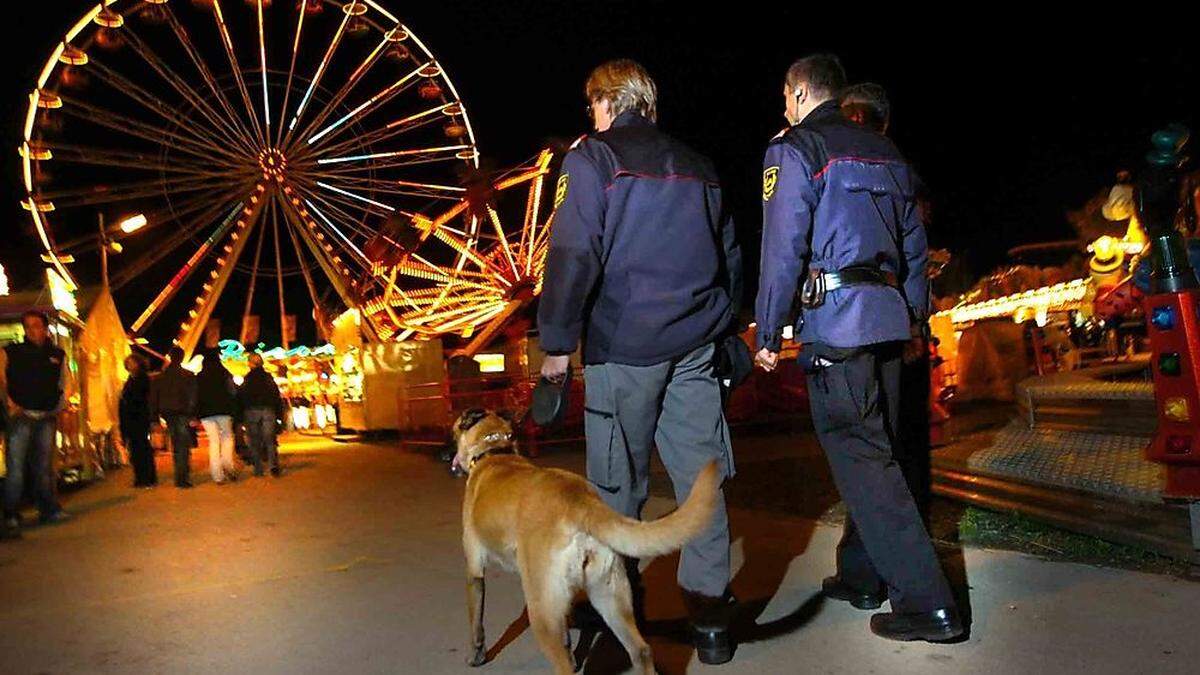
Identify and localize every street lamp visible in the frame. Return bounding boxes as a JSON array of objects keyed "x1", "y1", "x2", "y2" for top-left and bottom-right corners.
[{"x1": 99, "y1": 212, "x2": 147, "y2": 288}]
